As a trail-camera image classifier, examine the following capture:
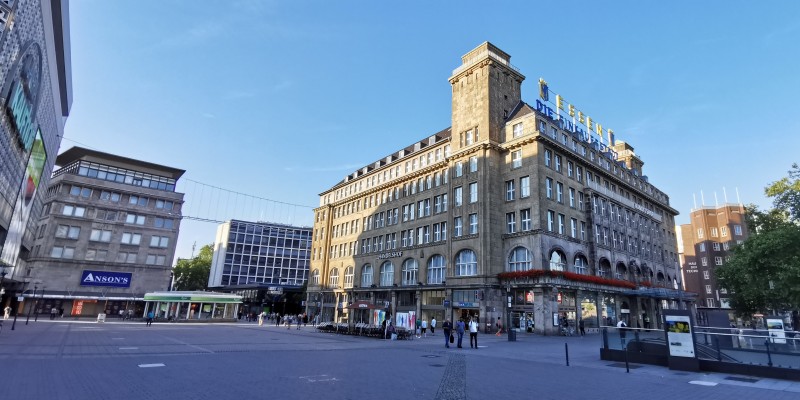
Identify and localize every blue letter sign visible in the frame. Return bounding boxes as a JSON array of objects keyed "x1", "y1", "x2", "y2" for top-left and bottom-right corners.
[{"x1": 80, "y1": 270, "x2": 132, "y2": 288}]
